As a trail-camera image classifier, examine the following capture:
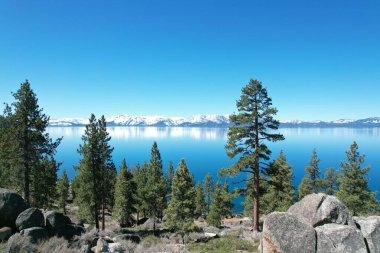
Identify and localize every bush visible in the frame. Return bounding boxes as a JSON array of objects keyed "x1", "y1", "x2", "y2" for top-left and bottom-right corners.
[
  {"x1": 187, "y1": 235, "x2": 257, "y2": 253},
  {"x1": 38, "y1": 236, "x2": 78, "y2": 253}
]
